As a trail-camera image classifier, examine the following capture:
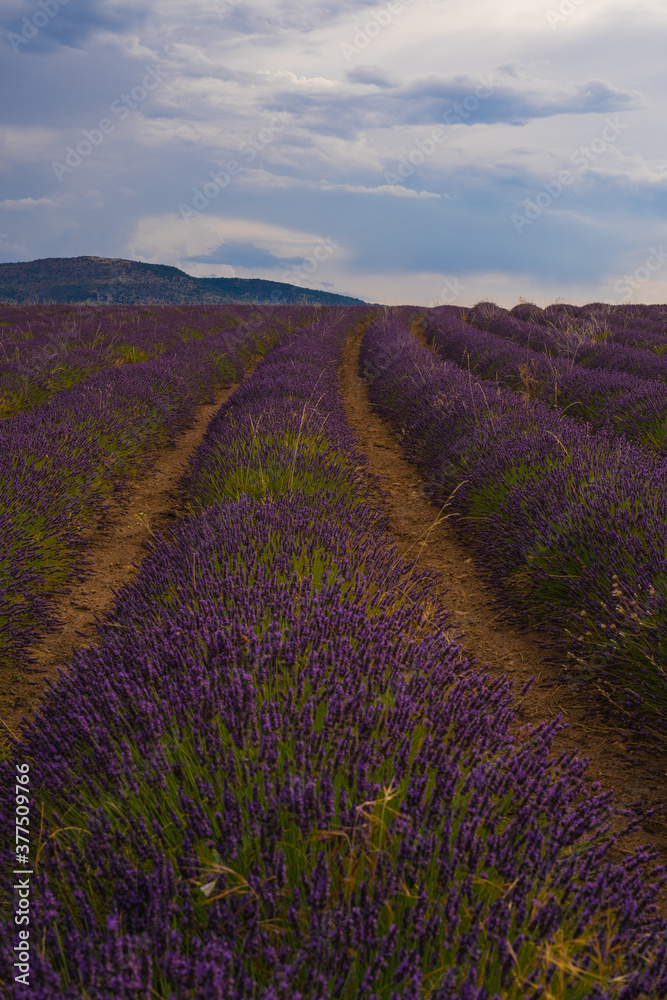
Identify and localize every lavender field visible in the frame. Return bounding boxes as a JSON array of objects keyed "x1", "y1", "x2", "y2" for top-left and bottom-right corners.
[{"x1": 2, "y1": 302, "x2": 667, "y2": 998}]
